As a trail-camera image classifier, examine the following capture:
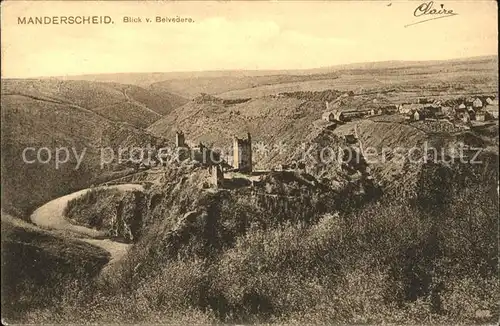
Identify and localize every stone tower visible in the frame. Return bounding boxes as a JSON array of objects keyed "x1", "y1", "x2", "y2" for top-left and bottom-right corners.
[
  {"x1": 232, "y1": 132, "x2": 252, "y2": 173},
  {"x1": 211, "y1": 164, "x2": 224, "y2": 188},
  {"x1": 175, "y1": 131, "x2": 185, "y2": 148}
]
